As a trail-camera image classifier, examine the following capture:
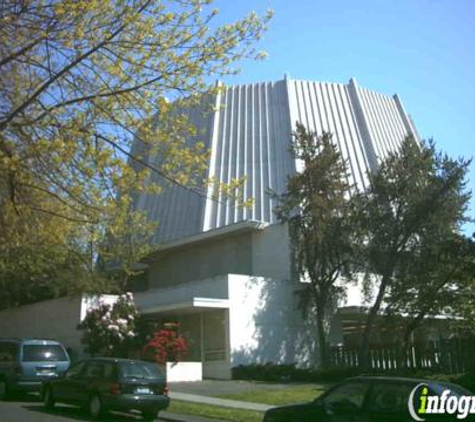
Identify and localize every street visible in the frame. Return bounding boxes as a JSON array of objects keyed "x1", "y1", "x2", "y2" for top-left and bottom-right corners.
[{"x1": 0, "y1": 394, "x2": 186, "y2": 422}]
